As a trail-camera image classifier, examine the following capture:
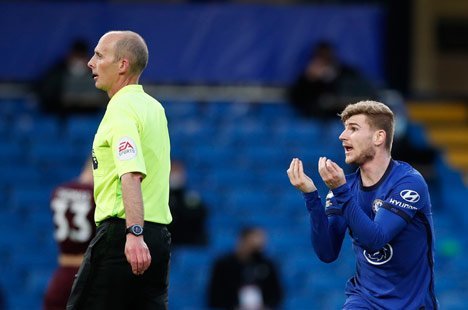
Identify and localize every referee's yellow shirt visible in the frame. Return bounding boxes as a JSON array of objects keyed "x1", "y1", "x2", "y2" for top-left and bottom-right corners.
[{"x1": 92, "y1": 85, "x2": 172, "y2": 225}]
